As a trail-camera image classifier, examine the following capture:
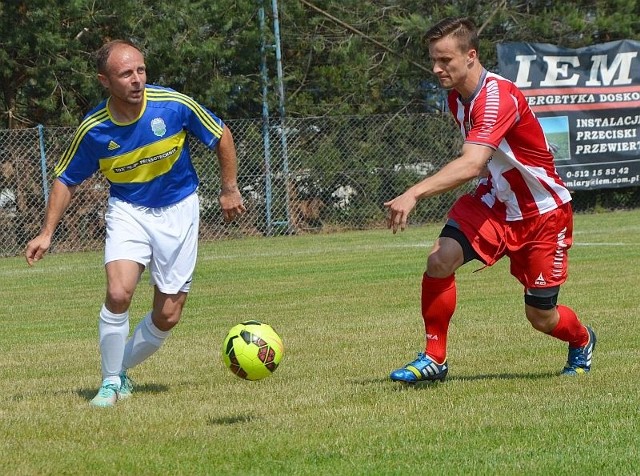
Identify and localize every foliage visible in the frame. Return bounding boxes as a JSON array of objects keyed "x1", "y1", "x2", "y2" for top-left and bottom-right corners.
[
  {"x1": 2, "y1": 1, "x2": 639, "y2": 241},
  {"x1": 0, "y1": 0, "x2": 263, "y2": 127},
  {"x1": 2, "y1": 0, "x2": 639, "y2": 127},
  {"x1": 1, "y1": 0, "x2": 95, "y2": 127},
  {"x1": 572, "y1": 186, "x2": 640, "y2": 212}
]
